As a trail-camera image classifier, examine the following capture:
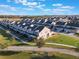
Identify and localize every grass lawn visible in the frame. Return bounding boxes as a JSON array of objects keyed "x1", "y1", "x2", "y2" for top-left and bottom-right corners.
[
  {"x1": 46, "y1": 34, "x2": 79, "y2": 47},
  {"x1": 0, "y1": 29, "x2": 21, "y2": 48},
  {"x1": 0, "y1": 51, "x2": 78, "y2": 59},
  {"x1": 0, "y1": 28, "x2": 35, "y2": 47}
]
